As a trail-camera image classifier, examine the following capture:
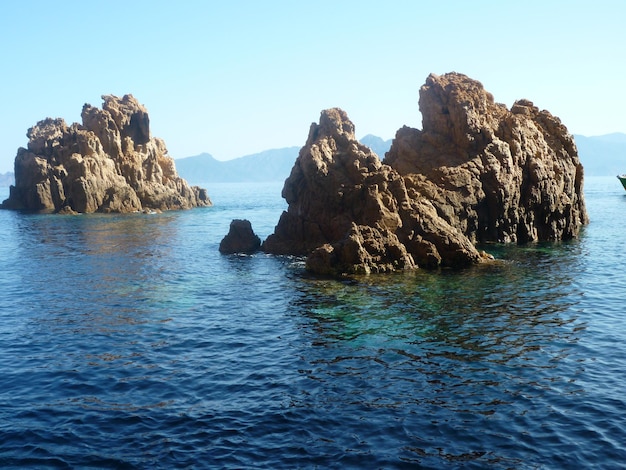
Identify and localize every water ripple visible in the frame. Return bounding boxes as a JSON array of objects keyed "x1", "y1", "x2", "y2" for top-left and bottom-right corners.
[{"x1": 2, "y1": 180, "x2": 626, "y2": 468}]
